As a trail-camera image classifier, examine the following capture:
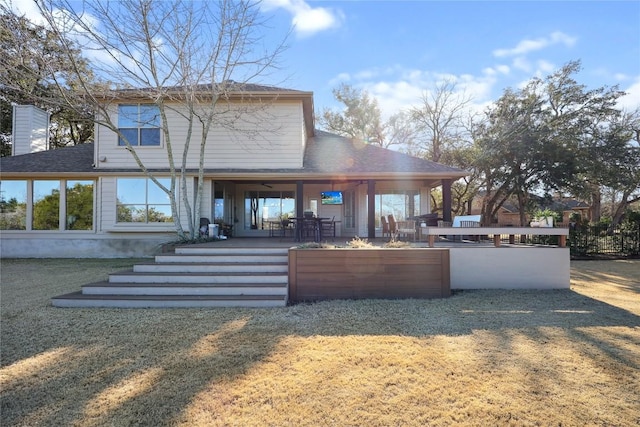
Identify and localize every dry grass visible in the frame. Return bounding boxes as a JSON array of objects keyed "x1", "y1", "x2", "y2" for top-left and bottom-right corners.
[{"x1": 1, "y1": 258, "x2": 639, "y2": 426}]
